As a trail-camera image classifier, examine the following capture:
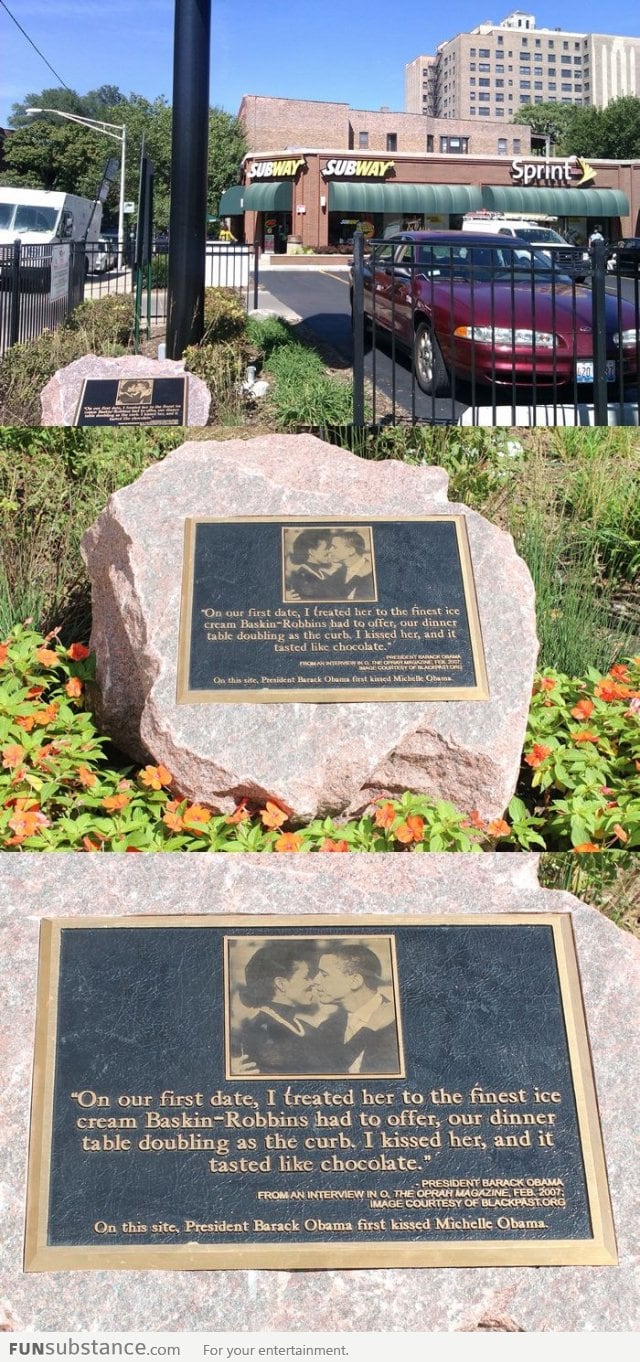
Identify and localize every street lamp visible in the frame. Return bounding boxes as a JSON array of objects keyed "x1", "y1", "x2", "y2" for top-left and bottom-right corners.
[{"x1": 26, "y1": 107, "x2": 127, "y2": 269}]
